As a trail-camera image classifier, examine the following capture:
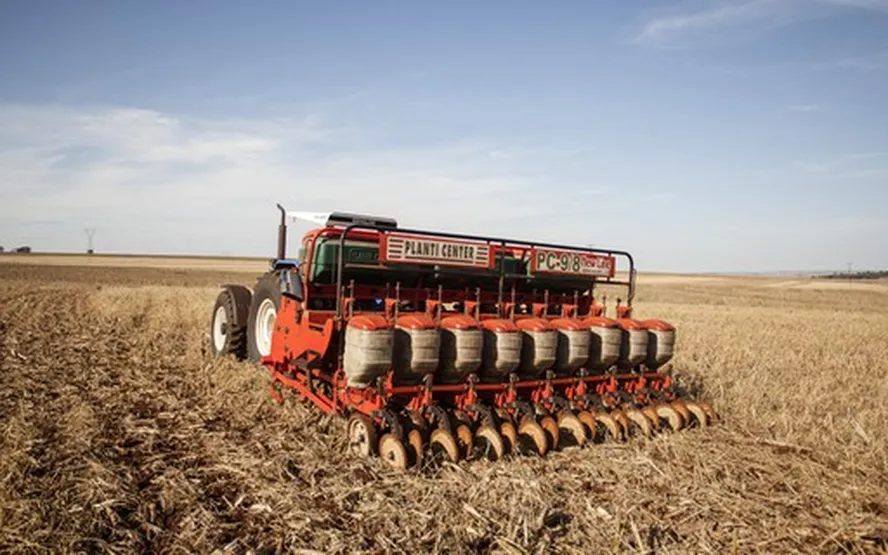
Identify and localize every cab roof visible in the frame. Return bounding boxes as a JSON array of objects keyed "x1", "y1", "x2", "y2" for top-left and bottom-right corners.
[{"x1": 288, "y1": 210, "x2": 397, "y2": 230}]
